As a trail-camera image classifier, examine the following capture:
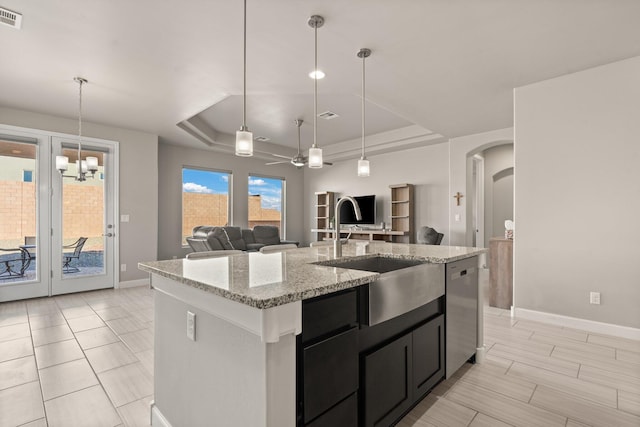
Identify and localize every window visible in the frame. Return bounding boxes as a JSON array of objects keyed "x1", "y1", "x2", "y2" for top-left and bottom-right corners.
[
  {"x1": 22, "y1": 170, "x2": 33, "y2": 182},
  {"x1": 182, "y1": 168, "x2": 231, "y2": 245},
  {"x1": 248, "y1": 175, "x2": 284, "y2": 233}
]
